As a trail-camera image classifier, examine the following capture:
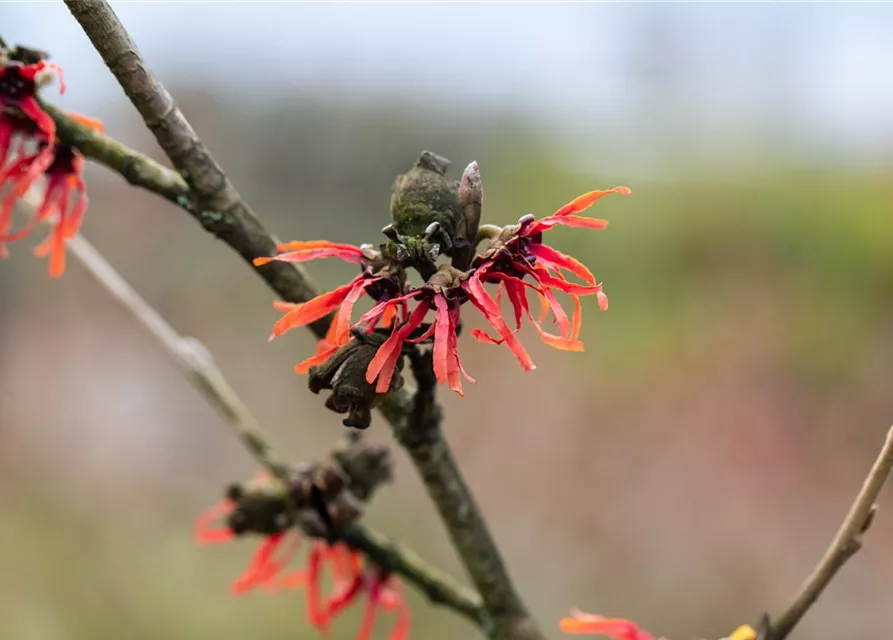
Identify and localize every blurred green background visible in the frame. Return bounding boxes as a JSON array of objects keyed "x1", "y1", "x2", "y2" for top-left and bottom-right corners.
[{"x1": 2, "y1": 3, "x2": 893, "y2": 640}]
